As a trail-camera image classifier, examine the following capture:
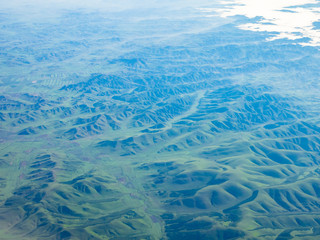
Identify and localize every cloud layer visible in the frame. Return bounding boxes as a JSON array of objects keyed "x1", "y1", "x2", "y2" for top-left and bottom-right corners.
[{"x1": 201, "y1": 0, "x2": 320, "y2": 46}]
